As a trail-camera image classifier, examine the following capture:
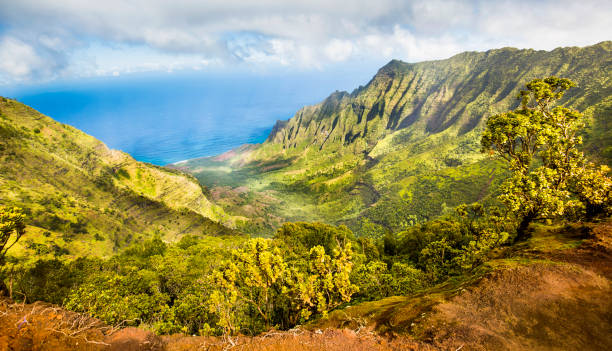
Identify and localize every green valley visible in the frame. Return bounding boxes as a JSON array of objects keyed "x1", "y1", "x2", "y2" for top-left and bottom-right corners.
[{"x1": 175, "y1": 41, "x2": 612, "y2": 236}]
